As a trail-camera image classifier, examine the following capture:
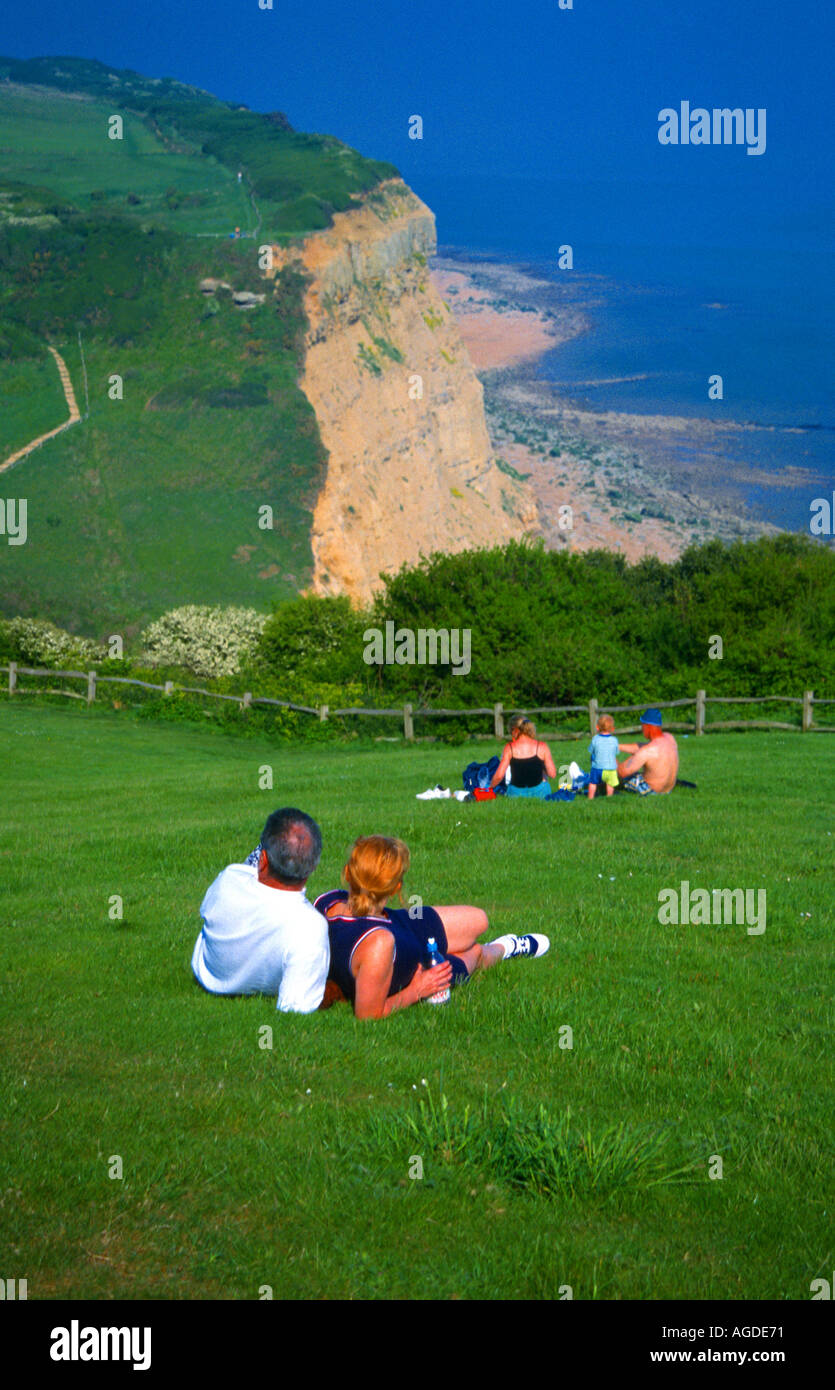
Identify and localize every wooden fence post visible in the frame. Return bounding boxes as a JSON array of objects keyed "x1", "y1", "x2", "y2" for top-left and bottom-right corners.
[
  {"x1": 164, "y1": 681, "x2": 173, "y2": 697},
  {"x1": 695, "y1": 689, "x2": 705, "y2": 736},
  {"x1": 319, "y1": 704, "x2": 329, "y2": 722},
  {"x1": 8, "y1": 662, "x2": 17, "y2": 696},
  {"x1": 87, "y1": 670, "x2": 97, "y2": 705},
  {"x1": 802, "y1": 690, "x2": 813, "y2": 733},
  {"x1": 588, "y1": 697, "x2": 598, "y2": 737},
  {"x1": 403, "y1": 703, "x2": 414, "y2": 742},
  {"x1": 493, "y1": 702, "x2": 504, "y2": 739},
  {"x1": 242, "y1": 692, "x2": 252, "y2": 710}
]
